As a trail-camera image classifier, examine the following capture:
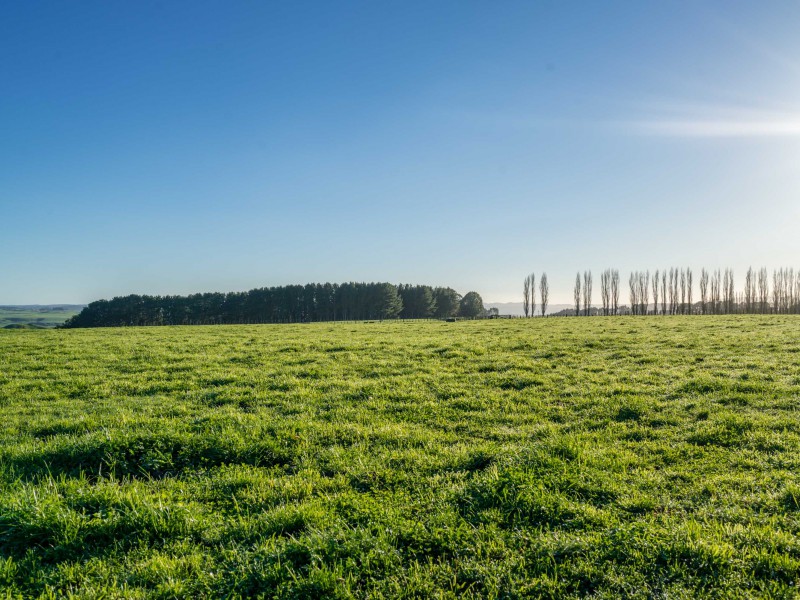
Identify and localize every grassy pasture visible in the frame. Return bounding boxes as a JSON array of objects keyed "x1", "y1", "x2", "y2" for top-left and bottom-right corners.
[
  {"x1": 0, "y1": 307, "x2": 82, "y2": 329},
  {"x1": 1, "y1": 317, "x2": 799, "y2": 598}
]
